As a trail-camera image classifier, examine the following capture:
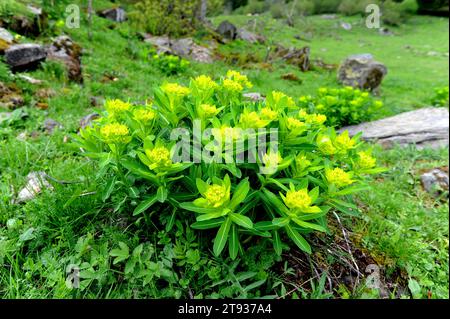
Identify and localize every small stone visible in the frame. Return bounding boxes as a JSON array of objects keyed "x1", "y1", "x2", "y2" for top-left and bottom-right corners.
[
  {"x1": 17, "y1": 74, "x2": 44, "y2": 85},
  {"x1": 43, "y1": 118, "x2": 62, "y2": 134},
  {"x1": 79, "y1": 113, "x2": 100, "y2": 130},
  {"x1": 340, "y1": 22, "x2": 352, "y2": 31},
  {"x1": 16, "y1": 171, "x2": 54, "y2": 203},
  {"x1": 236, "y1": 28, "x2": 265, "y2": 44},
  {"x1": 243, "y1": 92, "x2": 265, "y2": 102},
  {"x1": 281, "y1": 73, "x2": 301, "y2": 82},
  {"x1": 421, "y1": 168, "x2": 449, "y2": 196}
]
